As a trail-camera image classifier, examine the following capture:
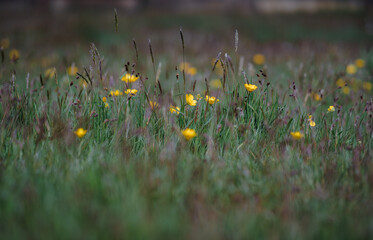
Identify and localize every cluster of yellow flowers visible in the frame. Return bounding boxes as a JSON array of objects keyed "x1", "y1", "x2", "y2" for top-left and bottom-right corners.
[
  {"x1": 336, "y1": 77, "x2": 371, "y2": 95},
  {"x1": 346, "y1": 58, "x2": 365, "y2": 75},
  {"x1": 1, "y1": 38, "x2": 21, "y2": 62}
]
